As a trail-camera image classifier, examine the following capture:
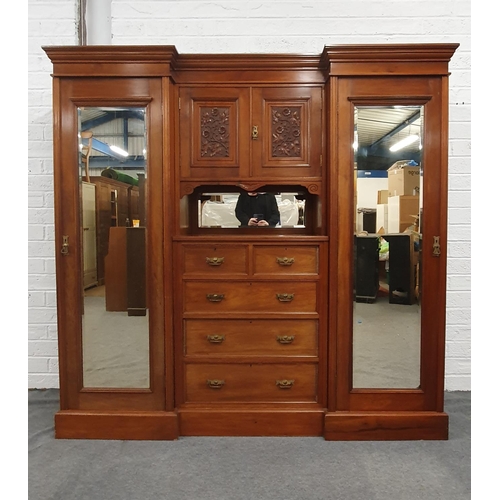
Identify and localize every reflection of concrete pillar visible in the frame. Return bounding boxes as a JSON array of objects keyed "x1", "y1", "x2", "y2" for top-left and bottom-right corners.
[{"x1": 84, "y1": 0, "x2": 112, "y2": 45}]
